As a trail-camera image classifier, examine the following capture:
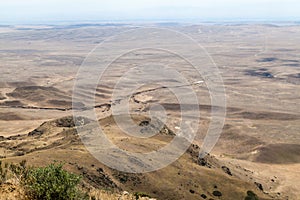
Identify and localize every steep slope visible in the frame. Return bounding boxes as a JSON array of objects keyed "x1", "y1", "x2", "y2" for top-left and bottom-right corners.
[{"x1": 0, "y1": 115, "x2": 272, "y2": 200}]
